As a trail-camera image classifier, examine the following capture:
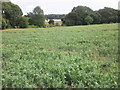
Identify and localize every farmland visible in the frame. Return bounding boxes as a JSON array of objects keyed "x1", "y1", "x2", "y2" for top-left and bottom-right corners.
[{"x1": 1, "y1": 23, "x2": 119, "y2": 88}]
